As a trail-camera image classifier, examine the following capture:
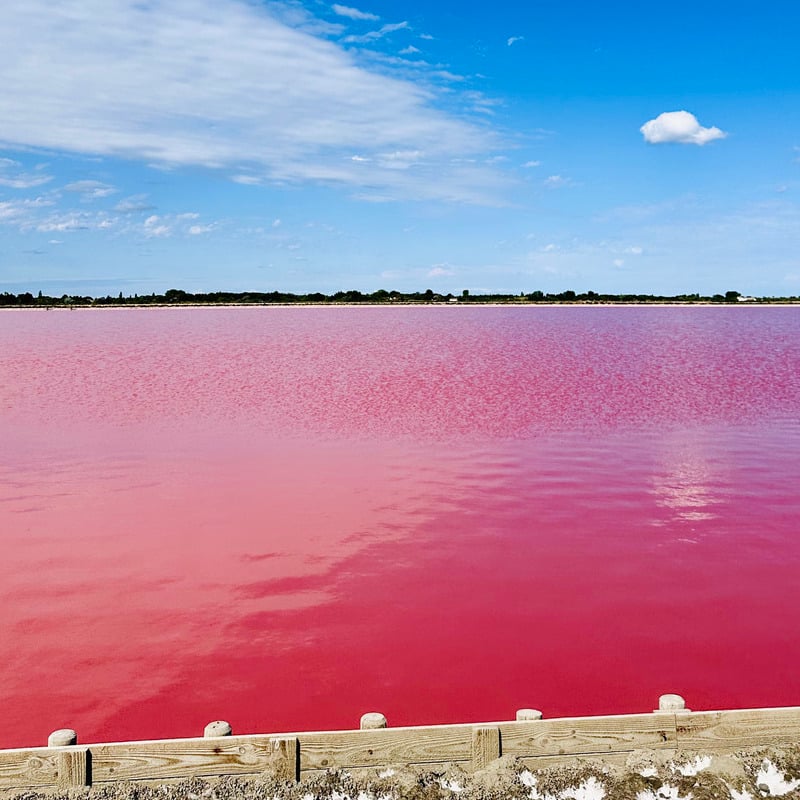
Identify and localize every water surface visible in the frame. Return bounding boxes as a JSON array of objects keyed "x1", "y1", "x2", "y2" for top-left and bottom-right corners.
[{"x1": 1, "y1": 306, "x2": 798, "y2": 747}]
